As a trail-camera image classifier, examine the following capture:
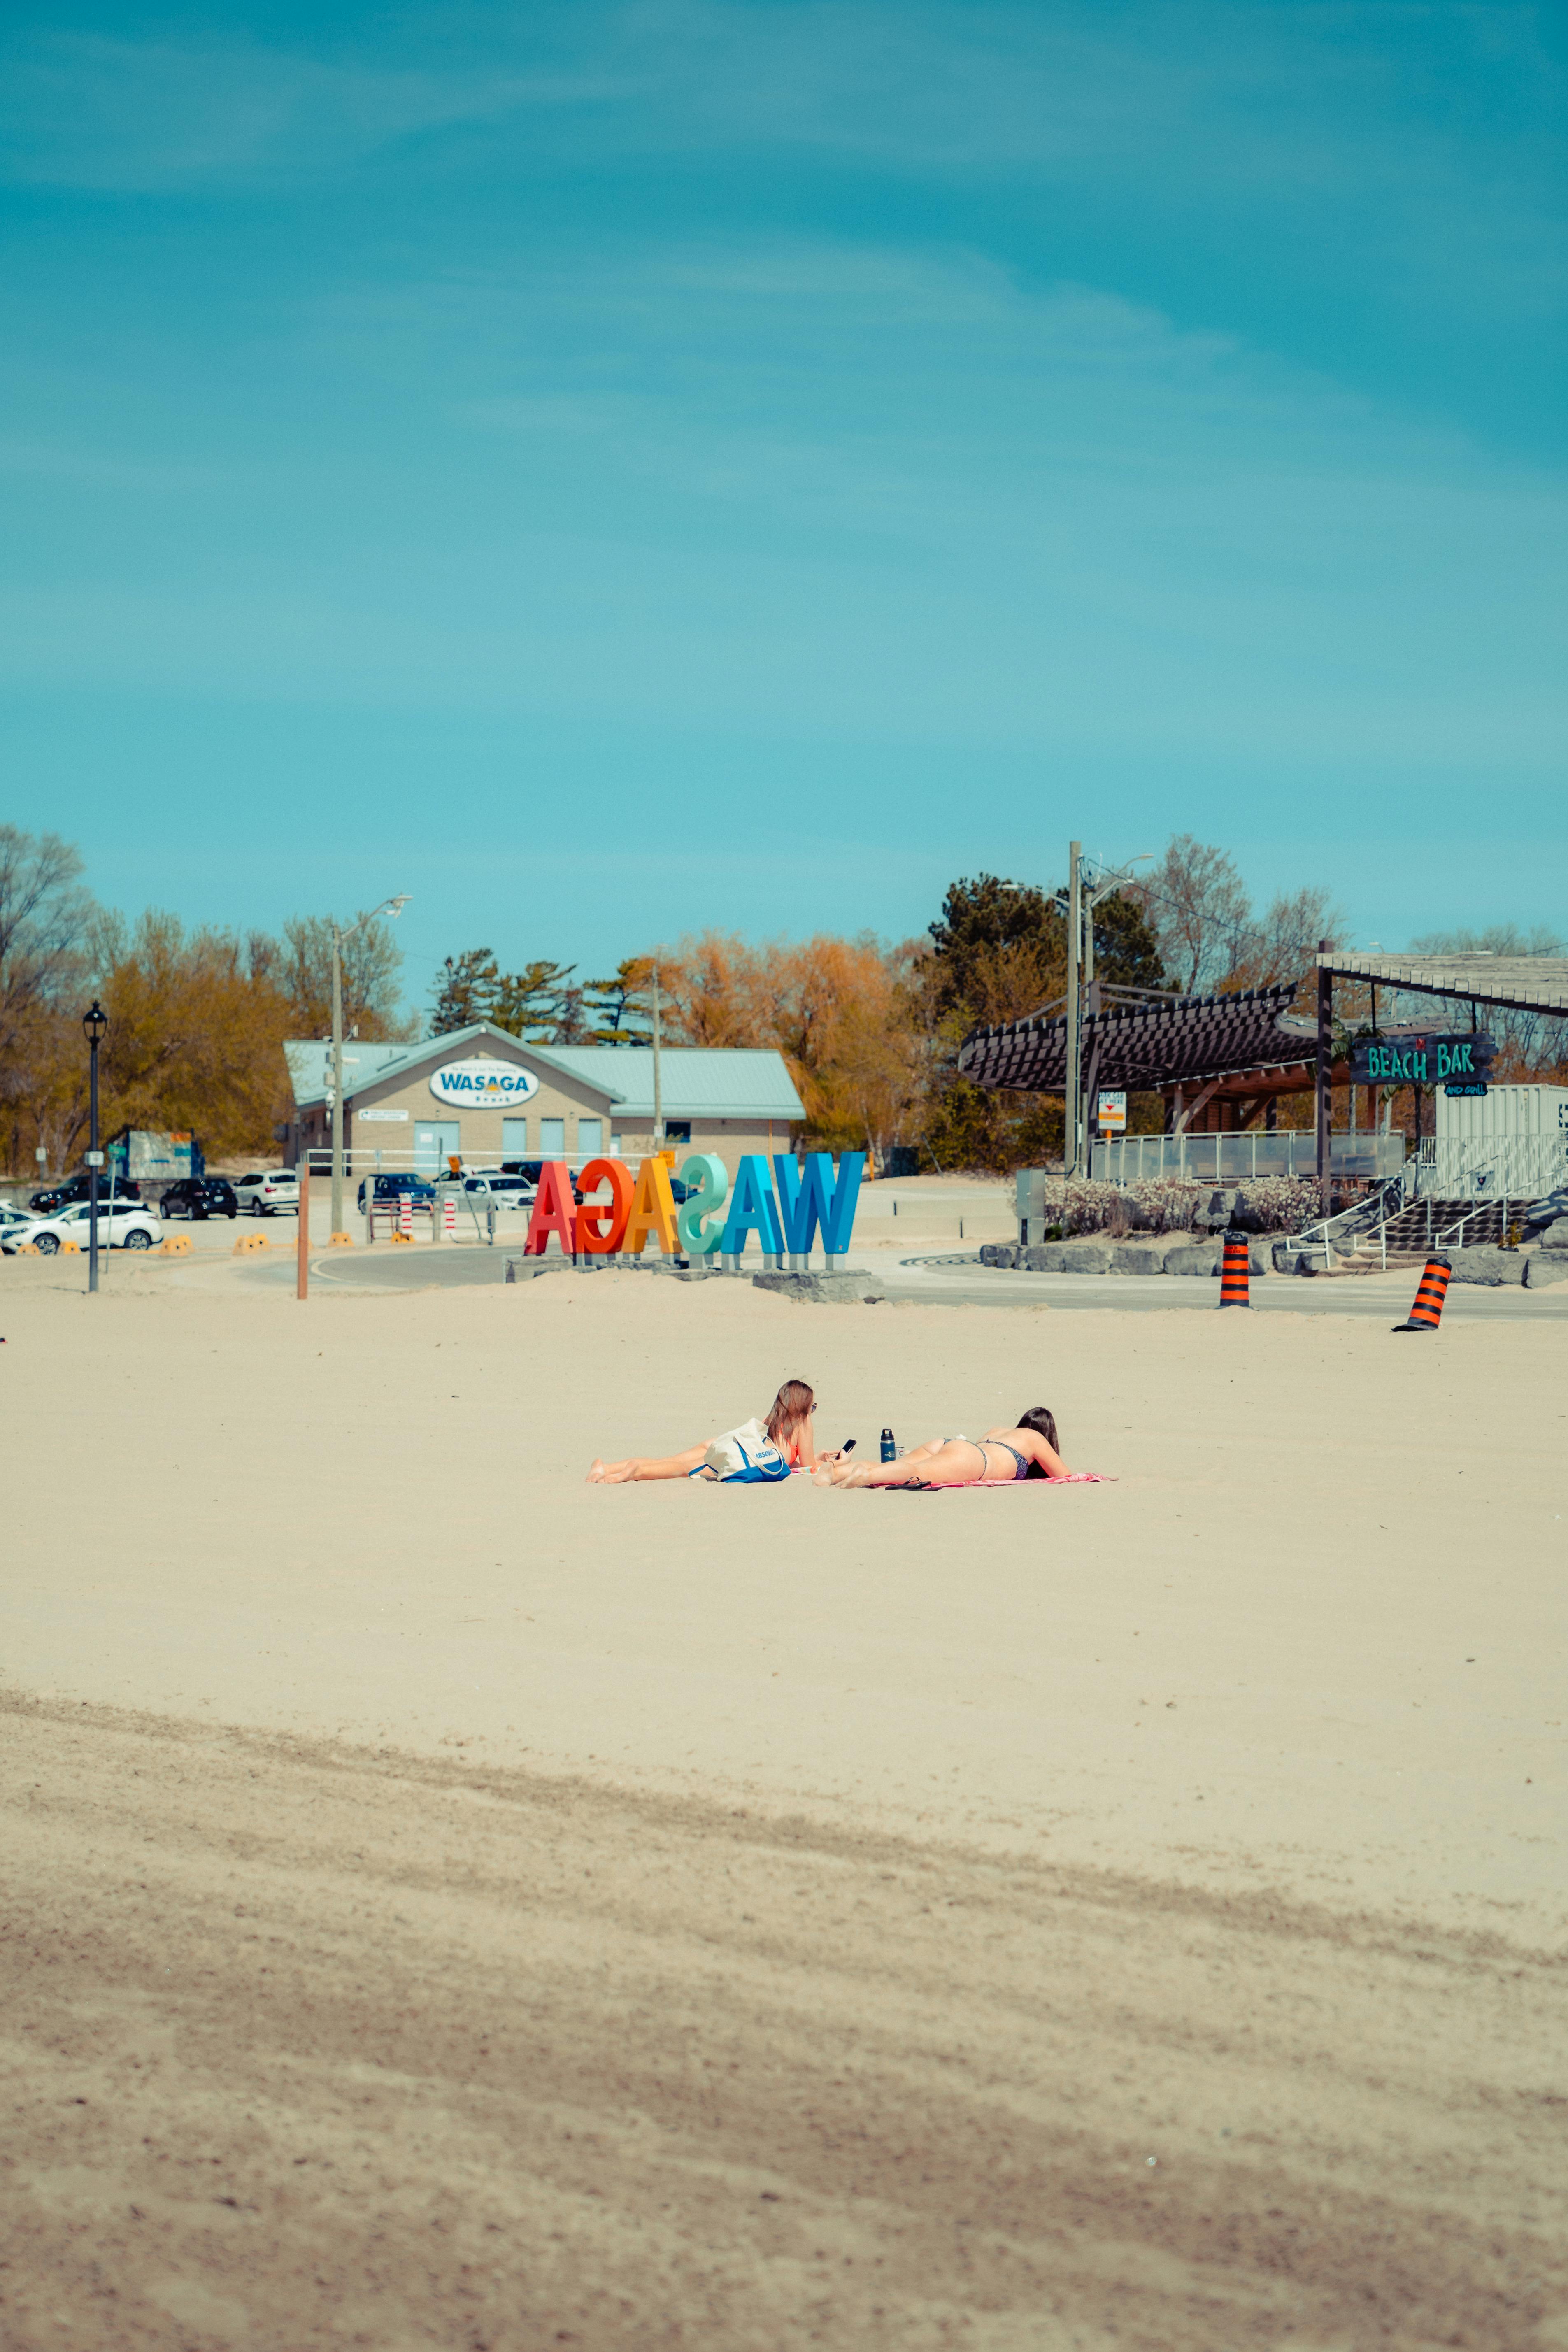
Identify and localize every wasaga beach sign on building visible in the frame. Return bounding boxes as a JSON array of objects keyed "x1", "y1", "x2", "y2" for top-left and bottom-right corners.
[{"x1": 428, "y1": 1059, "x2": 540, "y2": 1108}]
